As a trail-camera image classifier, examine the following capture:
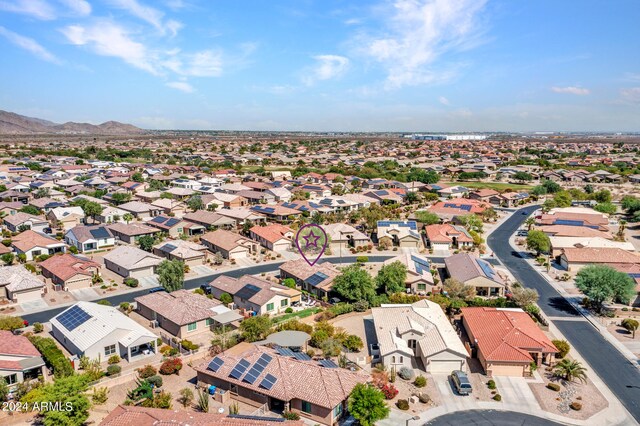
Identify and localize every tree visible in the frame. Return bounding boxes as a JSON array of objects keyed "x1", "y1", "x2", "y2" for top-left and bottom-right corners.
[
  {"x1": 239, "y1": 315, "x2": 272, "y2": 342},
  {"x1": 282, "y1": 278, "x2": 296, "y2": 289},
  {"x1": 220, "y1": 293, "x2": 233, "y2": 304},
  {"x1": 415, "y1": 211, "x2": 440, "y2": 225},
  {"x1": 593, "y1": 202, "x2": 616, "y2": 215},
  {"x1": 0, "y1": 377, "x2": 8, "y2": 402},
  {"x1": 524, "y1": 217, "x2": 536, "y2": 231},
  {"x1": 542, "y1": 179, "x2": 561, "y2": 194},
  {"x1": 333, "y1": 265, "x2": 377, "y2": 303},
  {"x1": 481, "y1": 207, "x2": 498, "y2": 222},
  {"x1": 457, "y1": 214, "x2": 483, "y2": 233},
  {"x1": 178, "y1": 387, "x2": 194, "y2": 408},
  {"x1": 621, "y1": 318, "x2": 639, "y2": 338},
  {"x1": 593, "y1": 189, "x2": 612, "y2": 203},
  {"x1": 138, "y1": 235, "x2": 156, "y2": 252},
  {"x1": 187, "y1": 195, "x2": 204, "y2": 211},
  {"x1": 111, "y1": 192, "x2": 131, "y2": 205},
  {"x1": 0, "y1": 253, "x2": 14, "y2": 265},
  {"x1": 553, "y1": 359, "x2": 587, "y2": 383},
  {"x1": 551, "y1": 339, "x2": 570, "y2": 358},
  {"x1": 375, "y1": 261, "x2": 407, "y2": 294},
  {"x1": 157, "y1": 259, "x2": 185, "y2": 292},
  {"x1": 132, "y1": 172, "x2": 144, "y2": 182},
  {"x1": 531, "y1": 185, "x2": 547, "y2": 197},
  {"x1": 552, "y1": 191, "x2": 572, "y2": 208},
  {"x1": 82, "y1": 201, "x2": 103, "y2": 223},
  {"x1": 0, "y1": 315, "x2": 25, "y2": 330},
  {"x1": 22, "y1": 374, "x2": 91, "y2": 426},
  {"x1": 20, "y1": 205, "x2": 40, "y2": 215},
  {"x1": 526, "y1": 230, "x2": 550, "y2": 255},
  {"x1": 513, "y1": 171, "x2": 533, "y2": 182},
  {"x1": 348, "y1": 383, "x2": 390, "y2": 426},
  {"x1": 575, "y1": 265, "x2": 635, "y2": 311},
  {"x1": 405, "y1": 191, "x2": 419, "y2": 204},
  {"x1": 443, "y1": 278, "x2": 475, "y2": 300},
  {"x1": 123, "y1": 213, "x2": 134, "y2": 224},
  {"x1": 511, "y1": 287, "x2": 539, "y2": 308}
]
